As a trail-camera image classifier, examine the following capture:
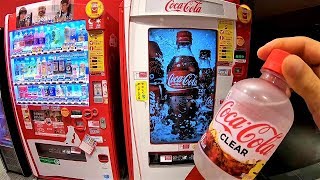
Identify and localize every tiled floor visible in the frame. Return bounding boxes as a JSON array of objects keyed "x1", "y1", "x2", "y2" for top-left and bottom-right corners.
[{"x1": 0, "y1": 160, "x2": 35, "y2": 180}]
